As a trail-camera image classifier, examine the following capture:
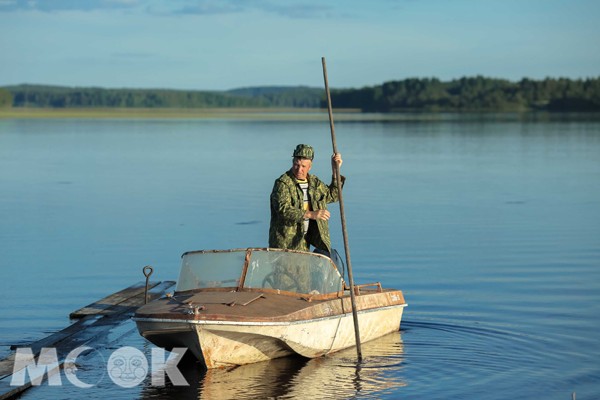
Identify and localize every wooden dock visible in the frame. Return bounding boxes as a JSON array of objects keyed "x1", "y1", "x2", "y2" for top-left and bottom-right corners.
[{"x1": 0, "y1": 280, "x2": 175, "y2": 399}]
